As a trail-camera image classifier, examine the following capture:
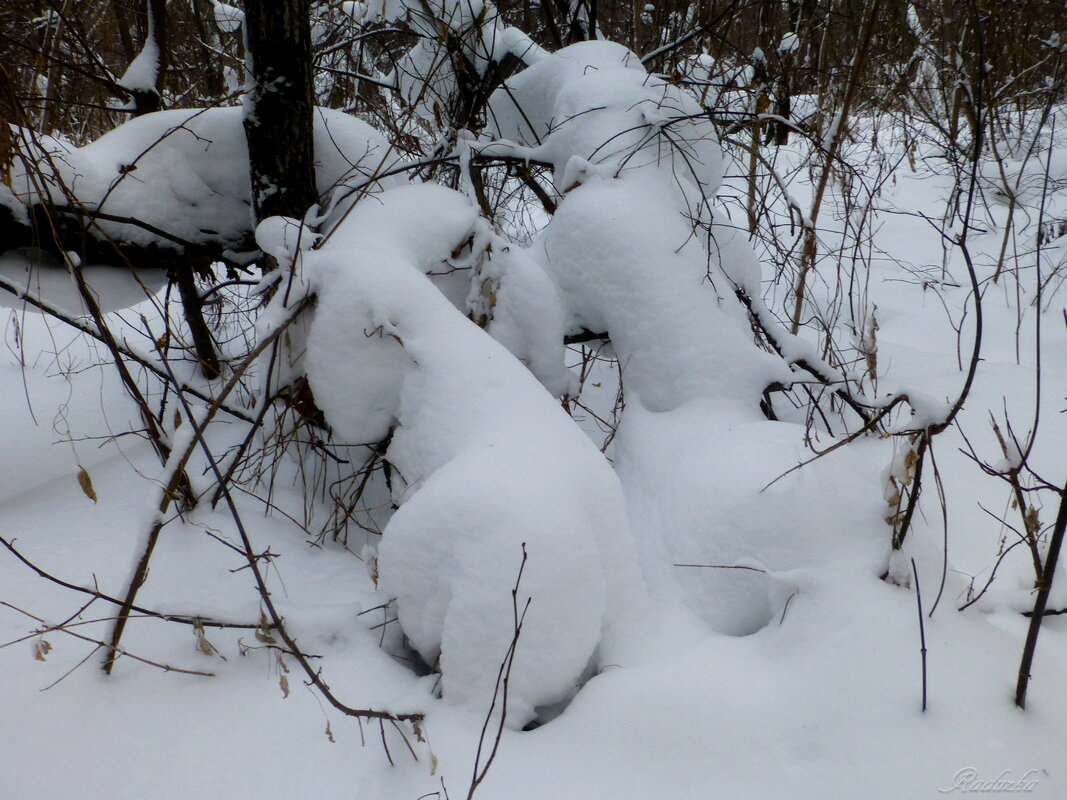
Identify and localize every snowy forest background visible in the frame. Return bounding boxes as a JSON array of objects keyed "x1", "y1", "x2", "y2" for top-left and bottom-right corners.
[{"x1": 0, "y1": 0, "x2": 1065, "y2": 797}]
